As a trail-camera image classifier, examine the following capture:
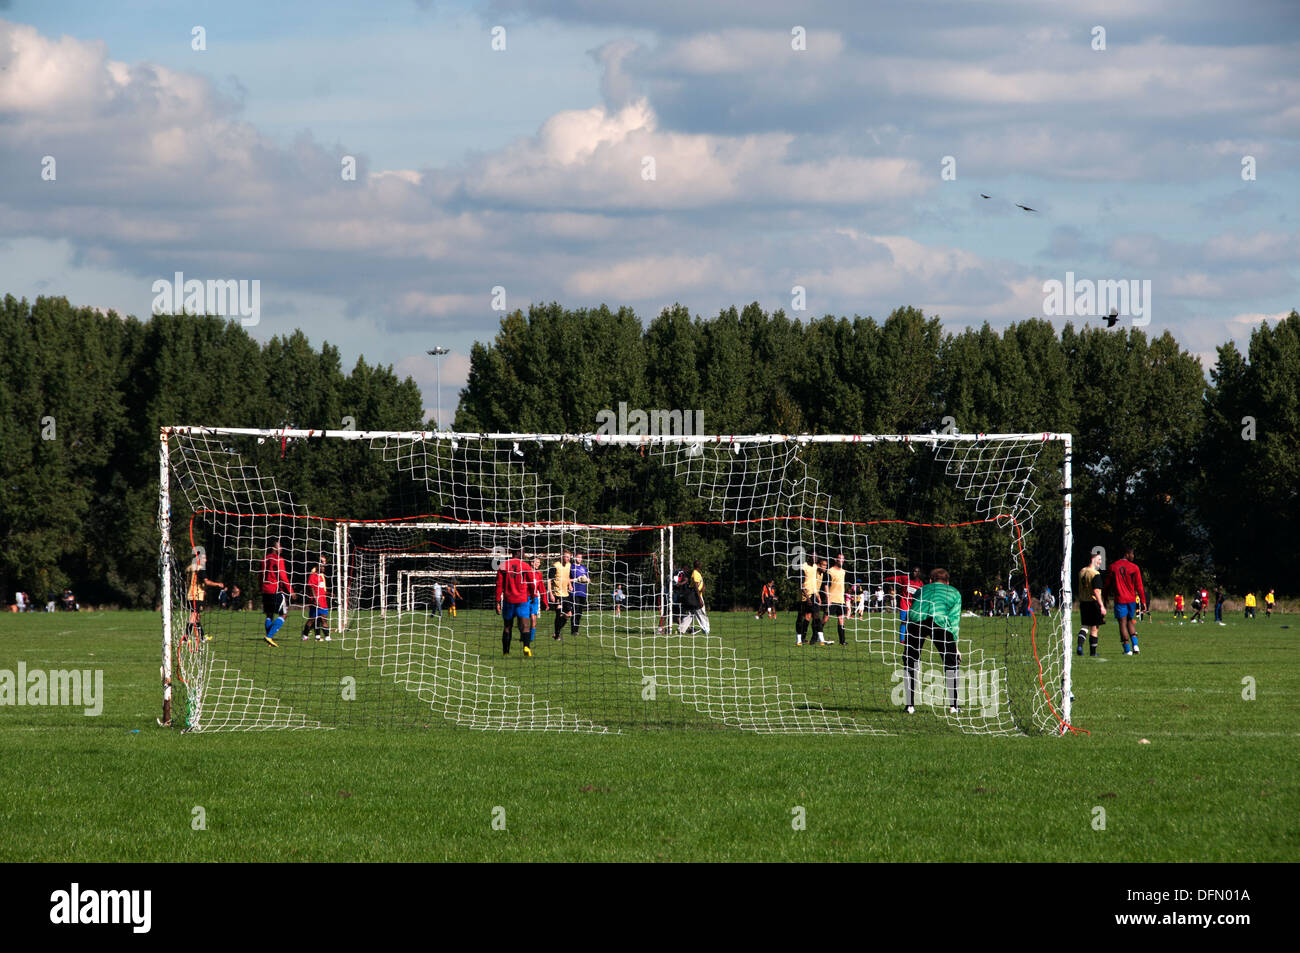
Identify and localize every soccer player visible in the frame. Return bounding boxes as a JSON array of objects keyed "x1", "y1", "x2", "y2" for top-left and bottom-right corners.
[
  {"x1": 496, "y1": 547, "x2": 540, "y2": 656},
  {"x1": 675, "y1": 562, "x2": 710, "y2": 635},
  {"x1": 891, "y1": 568, "x2": 923, "y2": 644},
  {"x1": 1106, "y1": 544, "x2": 1146, "y2": 655},
  {"x1": 184, "y1": 551, "x2": 224, "y2": 644},
  {"x1": 445, "y1": 581, "x2": 459, "y2": 618},
  {"x1": 261, "y1": 539, "x2": 293, "y2": 646},
  {"x1": 569, "y1": 552, "x2": 590, "y2": 637},
  {"x1": 795, "y1": 555, "x2": 824, "y2": 646},
  {"x1": 1076, "y1": 550, "x2": 1106, "y2": 656},
  {"x1": 1265, "y1": 589, "x2": 1275, "y2": 618},
  {"x1": 903, "y1": 568, "x2": 963, "y2": 714},
  {"x1": 1244, "y1": 591, "x2": 1256, "y2": 620},
  {"x1": 612, "y1": 583, "x2": 626, "y2": 617},
  {"x1": 301, "y1": 557, "x2": 331, "y2": 641},
  {"x1": 527, "y1": 556, "x2": 549, "y2": 628},
  {"x1": 824, "y1": 554, "x2": 849, "y2": 645},
  {"x1": 1173, "y1": 592, "x2": 1185, "y2": 622},
  {"x1": 756, "y1": 579, "x2": 777, "y2": 620},
  {"x1": 550, "y1": 550, "x2": 573, "y2": 641},
  {"x1": 1190, "y1": 591, "x2": 1203, "y2": 624}
]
